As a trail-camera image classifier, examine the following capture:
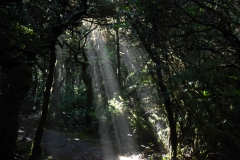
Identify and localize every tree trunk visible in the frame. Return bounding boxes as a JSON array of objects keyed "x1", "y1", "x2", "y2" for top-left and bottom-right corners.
[
  {"x1": 155, "y1": 64, "x2": 177, "y2": 159},
  {"x1": 130, "y1": 21, "x2": 178, "y2": 159},
  {"x1": 65, "y1": 57, "x2": 75, "y2": 97},
  {"x1": 0, "y1": 64, "x2": 32, "y2": 160},
  {"x1": 51, "y1": 67, "x2": 62, "y2": 126},
  {"x1": 115, "y1": 16, "x2": 122, "y2": 92},
  {"x1": 29, "y1": 42, "x2": 56, "y2": 159},
  {"x1": 81, "y1": 49, "x2": 94, "y2": 127},
  {"x1": 51, "y1": 43, "x2": 64, "y2": 126}
]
